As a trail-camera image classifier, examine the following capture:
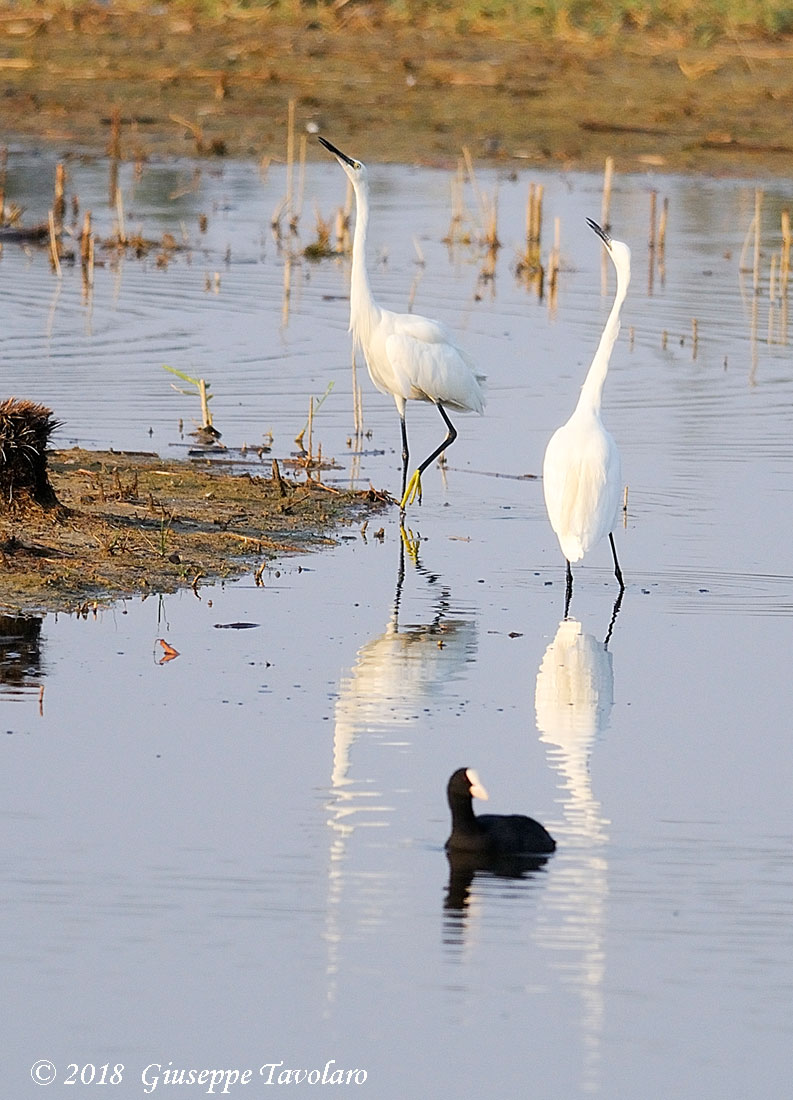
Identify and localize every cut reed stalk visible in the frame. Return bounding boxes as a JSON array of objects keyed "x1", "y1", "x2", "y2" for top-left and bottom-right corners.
[
  {"x1": 527, "y1": 182, "x2": 543, "y2": 249},
  {"x1": 80, "y1": 210, "x2": 92, "y2": 266},
  {"x1": 47, "y1": 211, "x2": 61, "y2": 277},
  {"x1": 107, "y1": 105, "x2": 122, "y2": 160},
  {"x1": 781, "y1": 209, "x2": 791, "y2": 297},
  {"x1": 115, "y1": 185, "x2": 127, "y2": 246},
  {"x1": 80, "y1": 210, "x2": 94, "y2": 292},
  {"x1": 285, "y1": 98, "x2": 296, "y2": 225},
  {"x1": 601, "y1": 156, "x2": 614, "y2": 230},
  {"x1": 753, "y1": 188, "x2": 763, "y2": 294},
  {"x1": 444, "y1": 160, "x2": 467, "y2": 245},
  {"x1": 53, "y1": 162, "x2": 66, "y2": 234},
  {"x1": 461, "y1": 145, "x2": 485, "y2": 221},
  {"x1": 198, "y1": 379, "x2": 213, "y2": 429},
  {"x1": 518, "y1": 181, "x2": 546, "y2": 295},
  {"x1": 768, "y1": 252, "x2": 777, "y2": 344},
  {"x1": 293, "y1": 132, "x2": 307, "y2": 231},
  {"x1": 548, "y1": 216, "x2": 560, "y2": 310},
  {"x1": 658, "y1": 196, "x2": 669, "y2": 252},
  {"x1": 0, "y1": 144, "x2": 7, "y2": 218}
]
